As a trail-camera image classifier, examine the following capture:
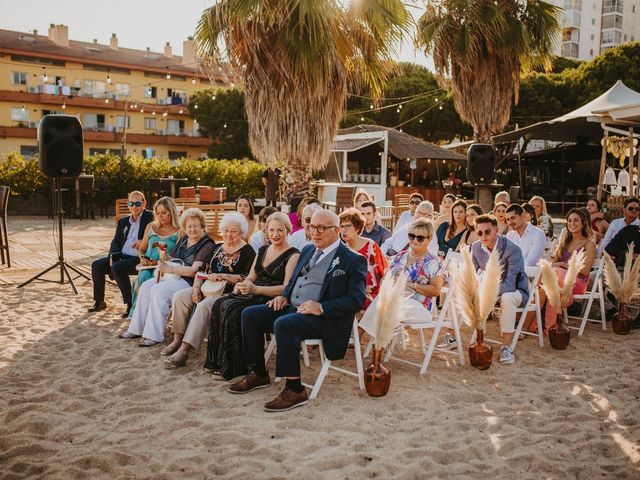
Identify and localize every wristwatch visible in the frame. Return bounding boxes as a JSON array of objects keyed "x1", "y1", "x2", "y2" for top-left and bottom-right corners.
[{"x1": 318, "y1": 303, "x2": 324, "y2": 315}]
